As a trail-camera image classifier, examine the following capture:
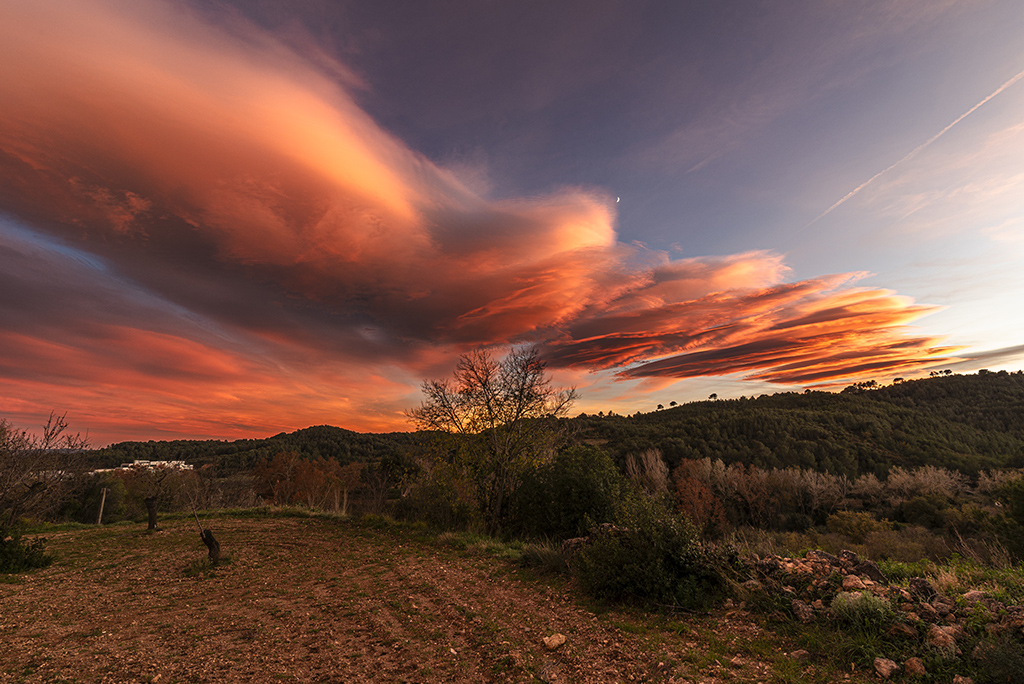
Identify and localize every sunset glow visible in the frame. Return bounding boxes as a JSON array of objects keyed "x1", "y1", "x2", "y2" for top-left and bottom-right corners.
[{"x1": 3, "y1": 1, "x2": 1023, "y2": 443}]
